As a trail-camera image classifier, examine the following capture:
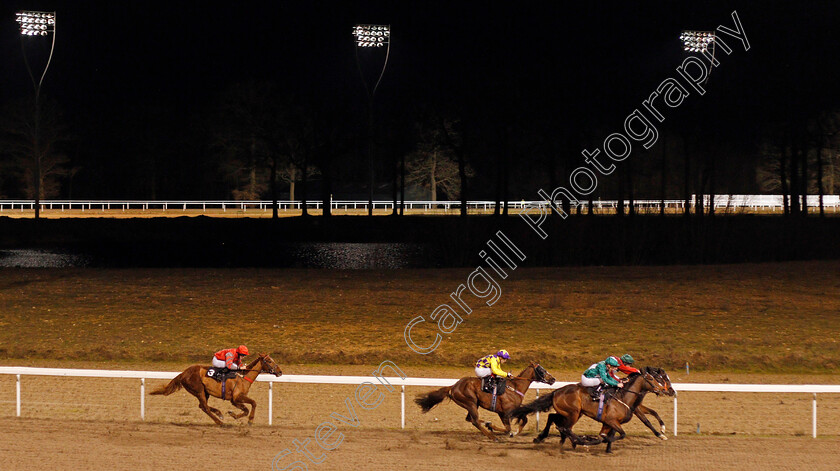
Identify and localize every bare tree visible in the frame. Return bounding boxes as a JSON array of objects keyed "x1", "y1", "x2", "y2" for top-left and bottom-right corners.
[
  {"x1": 405, "y1": 148, "x2": 462, "y2": 201},
  {"x1": 0, "y1": 97, "x2": 69, "y2": 200}
]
